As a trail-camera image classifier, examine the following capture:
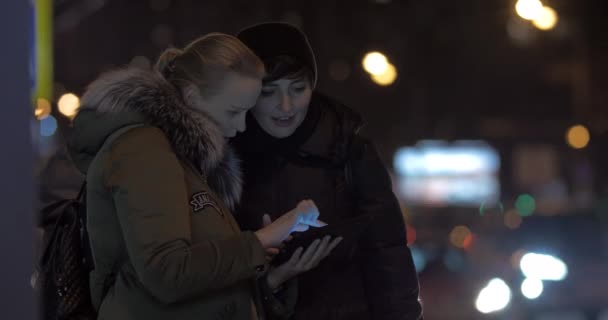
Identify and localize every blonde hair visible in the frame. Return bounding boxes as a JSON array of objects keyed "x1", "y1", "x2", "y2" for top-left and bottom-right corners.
[{"x1": 156, "y1": 33, "x2": 264, "y2": 100}]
